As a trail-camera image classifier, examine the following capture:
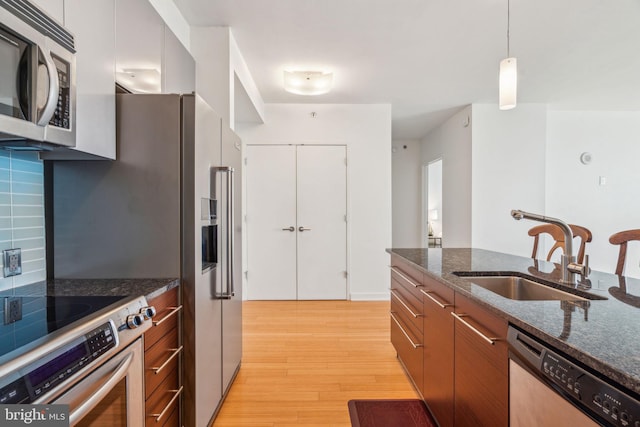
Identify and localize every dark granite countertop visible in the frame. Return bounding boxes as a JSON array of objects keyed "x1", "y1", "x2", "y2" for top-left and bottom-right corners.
[
  {"x1": 387, "y1": 248, "x2": 640, "y2": 395},
  {"x1": 46, "y1": 278, "x2": 180, "y2": 301}
]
